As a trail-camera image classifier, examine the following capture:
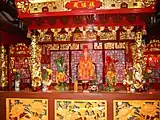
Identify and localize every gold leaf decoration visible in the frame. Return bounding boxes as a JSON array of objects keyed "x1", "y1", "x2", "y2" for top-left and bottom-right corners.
[
  {"x1": 114, "y1": 100, "x2": 160, "y2": 120},
  {"x1": 55, "y1": 99, "x2": 107, "y2": 120},
  {"x1": 6, "y1": 98, "x2": 48, "y2": 120}
]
